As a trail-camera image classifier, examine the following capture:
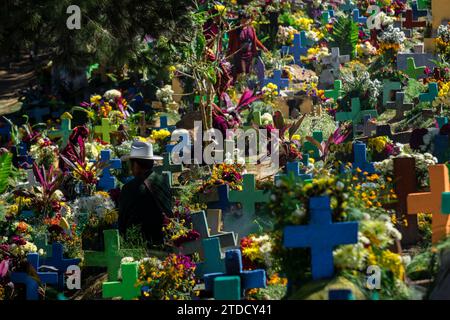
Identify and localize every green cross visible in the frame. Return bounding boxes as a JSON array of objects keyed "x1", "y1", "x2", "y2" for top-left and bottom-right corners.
[
  {"x1": 303, "y1": 131, "x2": 323, "y2": 159},
  {"x1": 102, "y1": 262, "x2": 142, "y2": 300},
  {"x1": 382, "y1": 80, "x2": 402, "y2": 106},
  {"x1": 228, "y1": 174, "x2": 270, "y2": 215},
  {"x1": 94, "y1": 118, "x2": 118, "y2": 144},
  {"x1": 324, "y1": 80, "x2": 343, "y2": 100},
  {"x1": 404, "y1": 57, "x2": 426, "y2": 79},
  {"x1": 154, "y1": 153, "x2": 183, "y2": 174},
  {"x1": 35, "y1": 234, "x2": 52, "y2": 258},
  {"x1": 48, "y1": 117, "x2": 72, "y2": 147},
  {"x1": 336, "y1": 98, "x2": 378, "y2": 137},
  {"x1": 84, "y1": 229, "x2": 141, "y2": 281}
]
